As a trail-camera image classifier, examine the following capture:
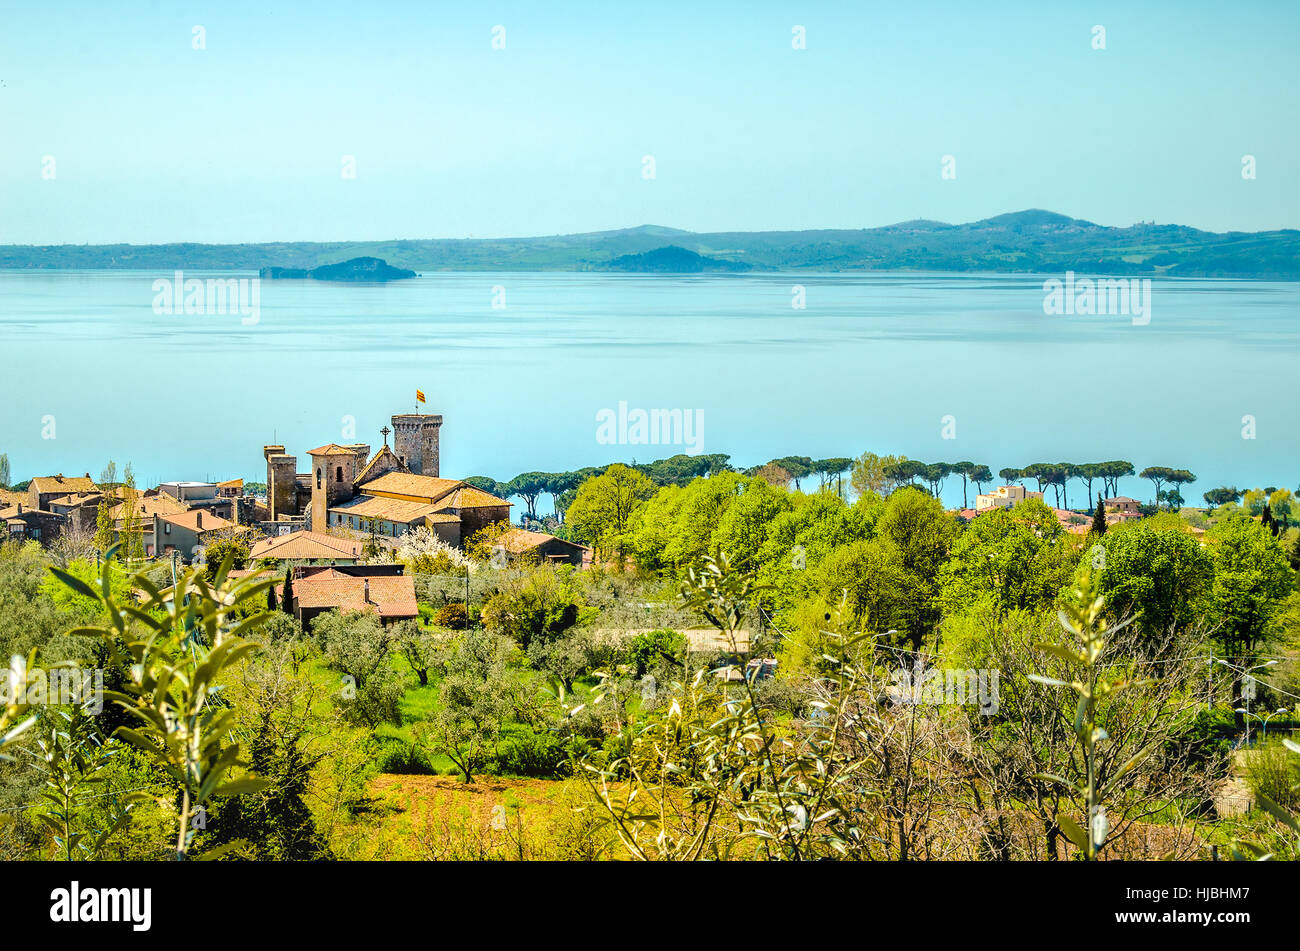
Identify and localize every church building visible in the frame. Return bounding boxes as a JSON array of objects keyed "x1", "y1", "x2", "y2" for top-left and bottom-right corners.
[{"x1": 265, "y1": 411, "x2": 511, "y2": 548}]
